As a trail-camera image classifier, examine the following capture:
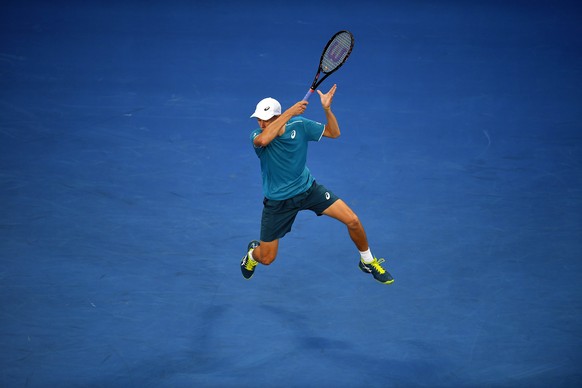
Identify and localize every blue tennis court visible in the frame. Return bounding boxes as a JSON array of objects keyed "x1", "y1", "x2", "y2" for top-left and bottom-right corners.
[{"x1": 1, "y1": 1, "x2": 581, "y2": 386}]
